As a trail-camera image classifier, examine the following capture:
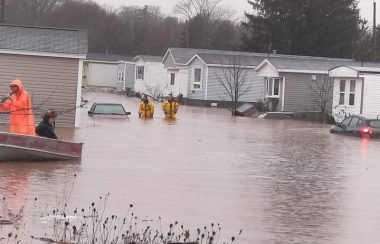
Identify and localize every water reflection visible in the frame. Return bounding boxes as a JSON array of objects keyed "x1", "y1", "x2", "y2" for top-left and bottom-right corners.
[{"x1": 0, "y1": 91, "x2": 380, "y2": 243}]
